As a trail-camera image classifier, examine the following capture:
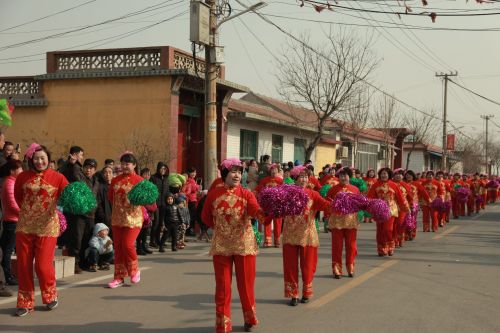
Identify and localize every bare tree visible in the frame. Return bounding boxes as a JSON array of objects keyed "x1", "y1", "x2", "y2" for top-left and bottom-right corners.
[
  {"x1": 275, "y1": 29, "x2": 378, "y2": 160},
  {"x1": 489, "y1": 140, "x2": 500, "y2": 175},
  {"x1": 452, "y1": 133, "x2": 483, "y2": 173},
  {"x1": 340, "y1": 85, "x2": 371, "y2": 168},
  {"x1": 402, "y1": 109, "x2": 439, "y2": 170},
  {"x1": 370, "y1": 94, "x2": 403, "y2": 167}
]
